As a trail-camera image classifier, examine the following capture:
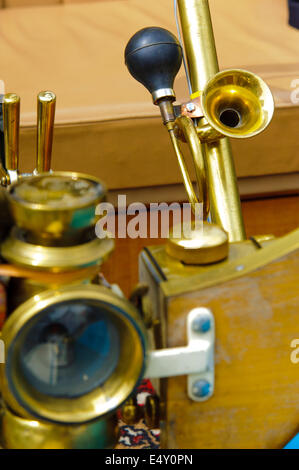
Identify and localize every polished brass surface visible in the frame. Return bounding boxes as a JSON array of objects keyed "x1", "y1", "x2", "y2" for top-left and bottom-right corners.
[
  {"x1": 7, "y1": 171, "x2": 106, "y2": 245},
  {"x1": 36, "y1": 91, "x2": 56, "y2": 173},
  {"x1": 178, "y1": 0, "x2": 218, "y2": 93},
  {"x1": 167, "y1": 123, "x2": 199, "y2": 212},
  {"x1": 121, "y1": 396, "x2": 142, "y2": 425},
  {"x1": 144, "y1": 395, "x2": 160, "y2": 429},
  {"x1": 167, "y1": 120, "x2": 208, "y2": 218},
  {"x1": 158, "y1": 99, "x2": 176, "y2": 124},
  {"x1": 144, "y1": 239, "x2": 272, "y2": 286},
  {"x1": 166, "y1": 222, "x2": 228, "y2": 265},
  {"x1": 0, "y1": 263, "x2": 101, "y2": 284},
  {"x1": 153, "y1": 227, "x2": 299, "y2": 298},
  {"x1": 195, "y1": 122, "x2": 222, "y2": 143},
  {"x1": 173, "y1": 116, "x2": 209, "y2": 219},
  {"x1": 177, "y1": 0, "x2": 246, "y2": 241},
  {"x1": 203, "y1": 138, "x2": 244, "y2": 239},
  {"x1": 3, "y1": 93, "x2": 20, "y2": 180},
  {"x1": 5, "y1": 264, "x2": 107, "y2": 314},
  {"x1": 0, "y1": 164, "x2": 9, "y2": 187},
  {"x1": 2, "y1": 227, "x2": 113, "y2": 271},
  {"x1": 0, "y1": 284, "x2": 147, "y2": 424},
  {"x1": 1, "y1": 405, "x2": 118, "y2": 449},
  {"x1": 0, "y1": 91, "x2": 132, "y2": 448},
  {"x1": 201, "y1": 69, "x2": 274, "y2": 139}
]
